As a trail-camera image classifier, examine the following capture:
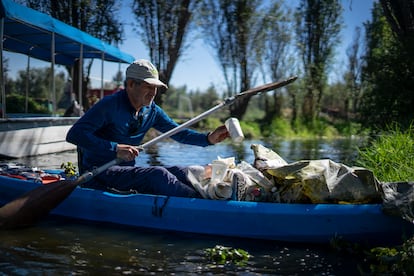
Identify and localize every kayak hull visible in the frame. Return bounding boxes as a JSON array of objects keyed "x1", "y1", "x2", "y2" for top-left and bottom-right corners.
[{"x1": 1, "y1": 175, "x2": 412, "y2": 244}]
